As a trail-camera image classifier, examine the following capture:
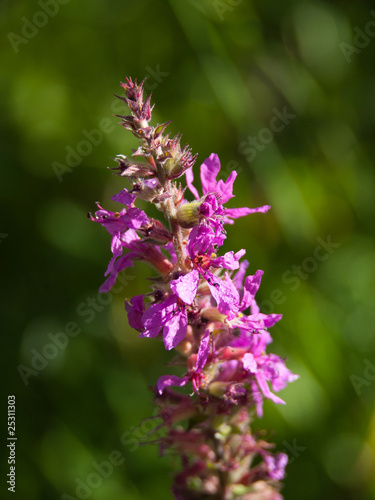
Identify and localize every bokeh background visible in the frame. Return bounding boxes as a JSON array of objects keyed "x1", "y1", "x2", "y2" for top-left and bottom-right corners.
[{"x1": 1, "y1": 0, "x2": 375, "y2": 499}]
